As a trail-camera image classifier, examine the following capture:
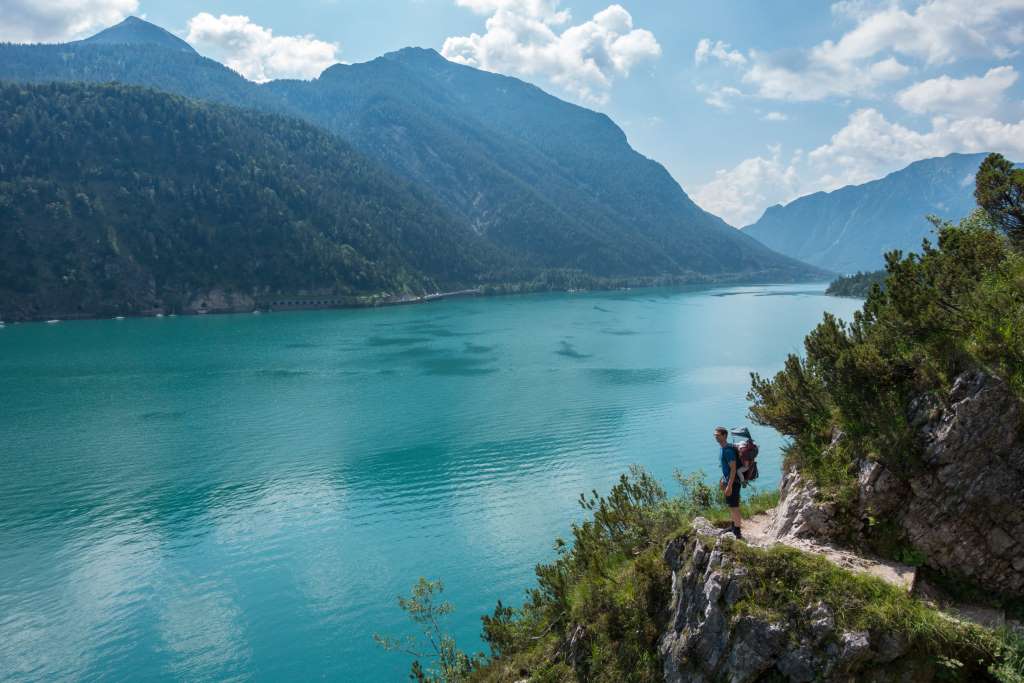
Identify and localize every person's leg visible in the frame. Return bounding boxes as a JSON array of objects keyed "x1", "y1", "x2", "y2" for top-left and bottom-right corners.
[{"x1": 726, "y1": 486, "x2": 742, "y2": 537}]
